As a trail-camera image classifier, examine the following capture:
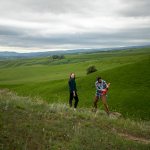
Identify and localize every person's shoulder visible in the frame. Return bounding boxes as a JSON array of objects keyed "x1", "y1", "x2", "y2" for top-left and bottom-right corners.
[
  {"x1": 95, "y1": 81, "x2": 98, "y2": 84},
  {"x1": 102, "y1": 80, "x2": 106, "y2": 83}
]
